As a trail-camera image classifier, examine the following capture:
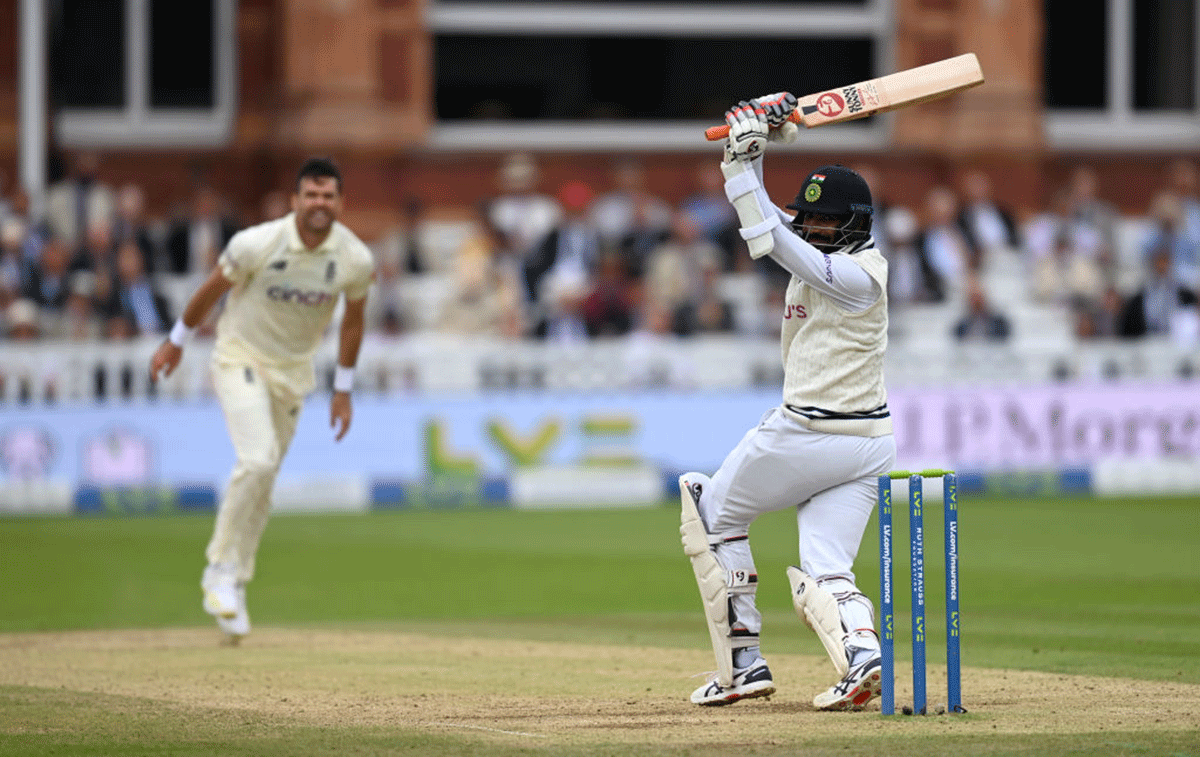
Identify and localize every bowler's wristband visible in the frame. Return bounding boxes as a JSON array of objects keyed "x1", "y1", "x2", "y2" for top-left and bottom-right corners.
[
  {"x1": 333, "y1": 365, "x2": 355, "y2": 393},
  {"x1": 168, "y1": 319, "x2": 195, "y2": 347}
]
